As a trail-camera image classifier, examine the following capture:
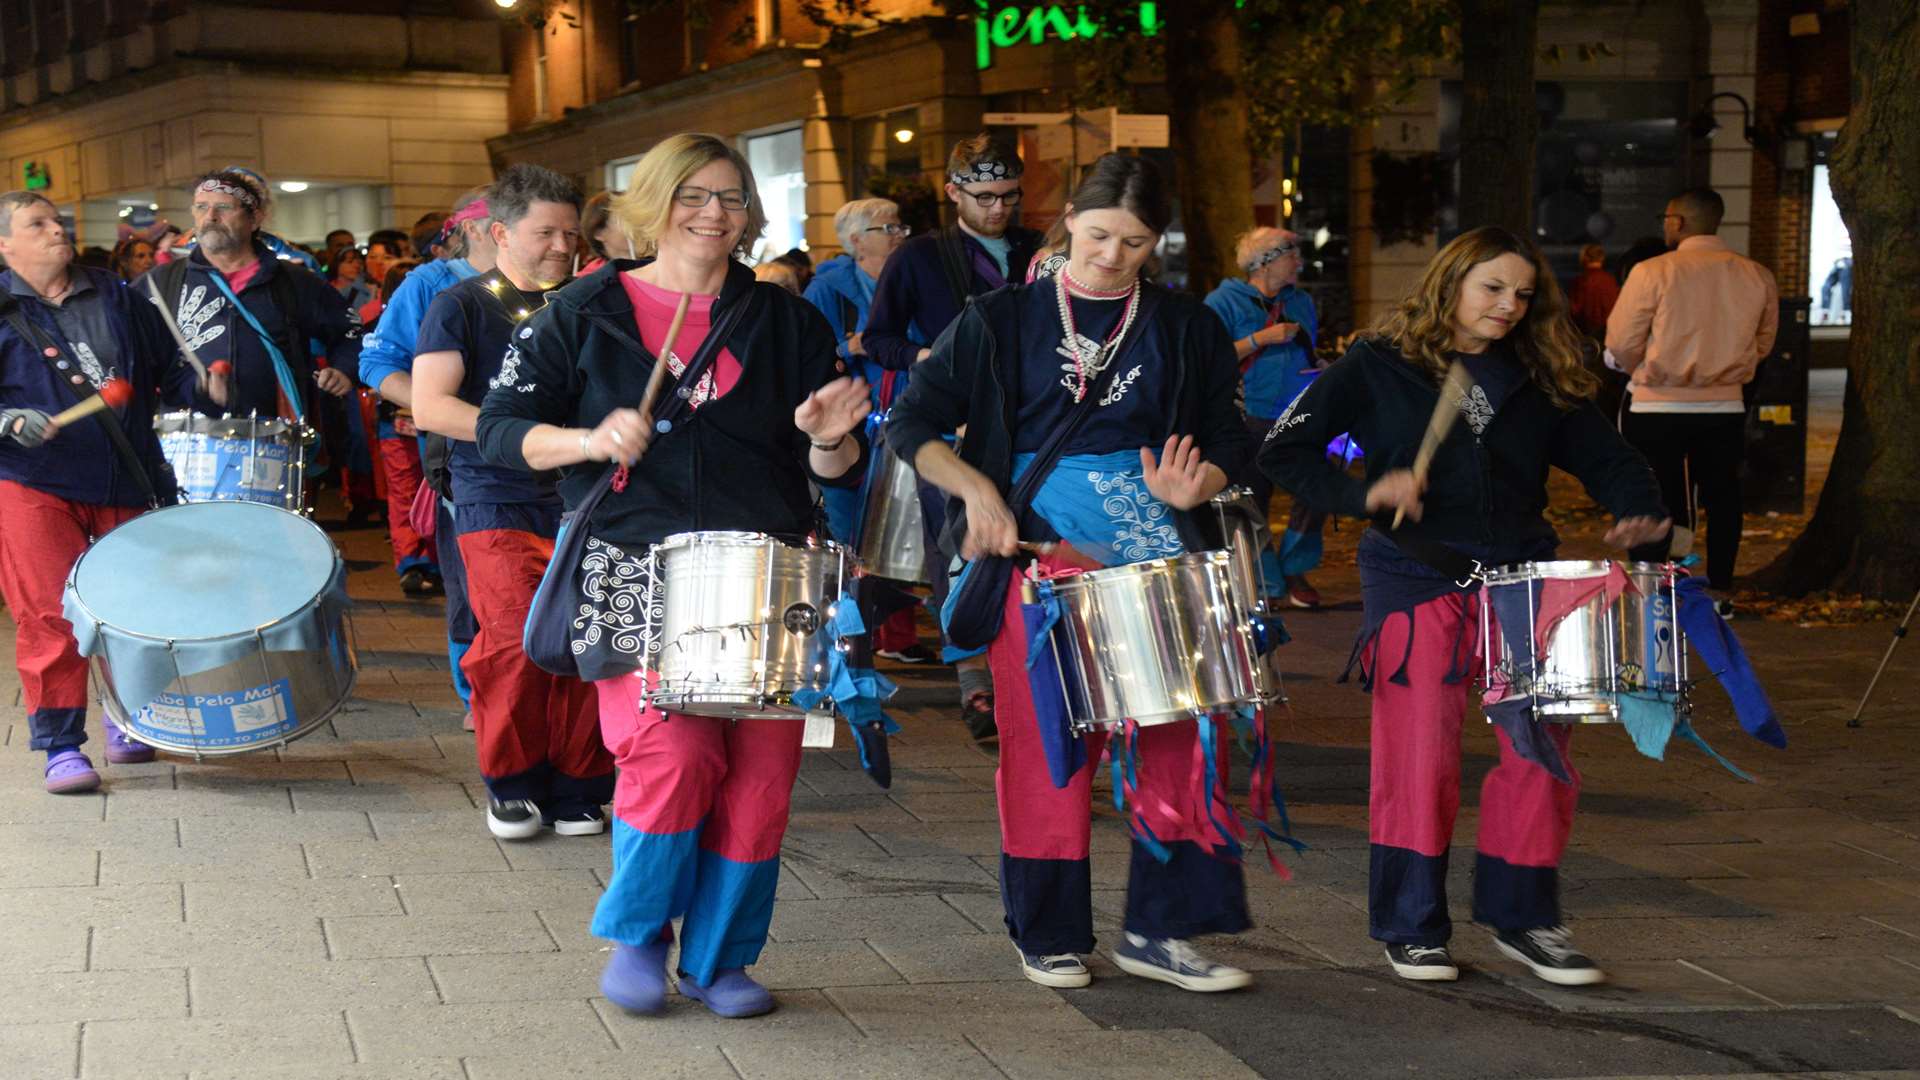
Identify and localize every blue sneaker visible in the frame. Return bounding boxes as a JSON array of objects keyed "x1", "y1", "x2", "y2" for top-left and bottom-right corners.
[
  {"x1": 600, "y1": 932, "x2": 672, "y2": 1015},
  {"x1": 1014, "y1": 944, "x2": 1091, "y2": 988},
  {"x1": 678, "y1": 968, "x2": 775, "y2": 1018},
  {"x1": 1112, "y1": 933, "x2": 1251, "y2": 992}
]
